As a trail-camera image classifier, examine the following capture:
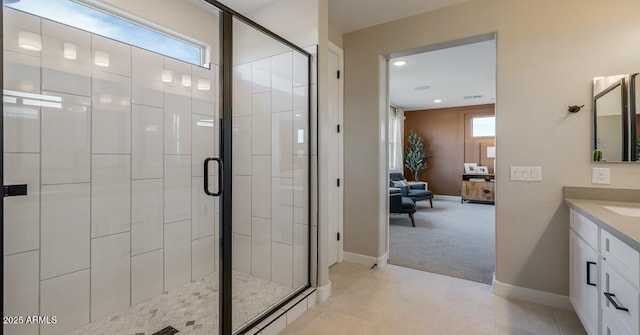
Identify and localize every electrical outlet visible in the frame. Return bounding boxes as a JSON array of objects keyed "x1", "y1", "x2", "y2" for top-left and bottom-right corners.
[{"x1": 592, "y1": 167, "x2": 610, "y2": 184}]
